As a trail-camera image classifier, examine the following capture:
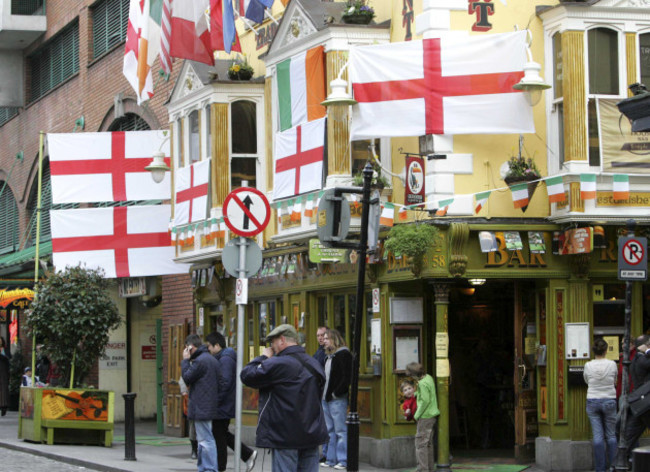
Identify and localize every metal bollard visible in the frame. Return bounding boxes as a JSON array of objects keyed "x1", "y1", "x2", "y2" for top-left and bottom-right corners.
[
  {"x1": 633, "y1": 445, "x2": 650, "y2": 471},
  {"x1": 123, "y1": 392, "x2": 137, "y2": 461}
]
